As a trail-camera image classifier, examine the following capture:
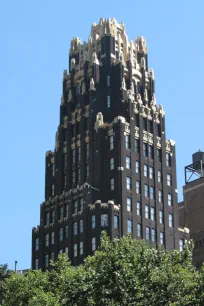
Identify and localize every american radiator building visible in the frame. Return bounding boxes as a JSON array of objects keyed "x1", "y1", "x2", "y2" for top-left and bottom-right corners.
[{"x1": 32, "y1": 18, "x2": 188, "y2": 270}]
